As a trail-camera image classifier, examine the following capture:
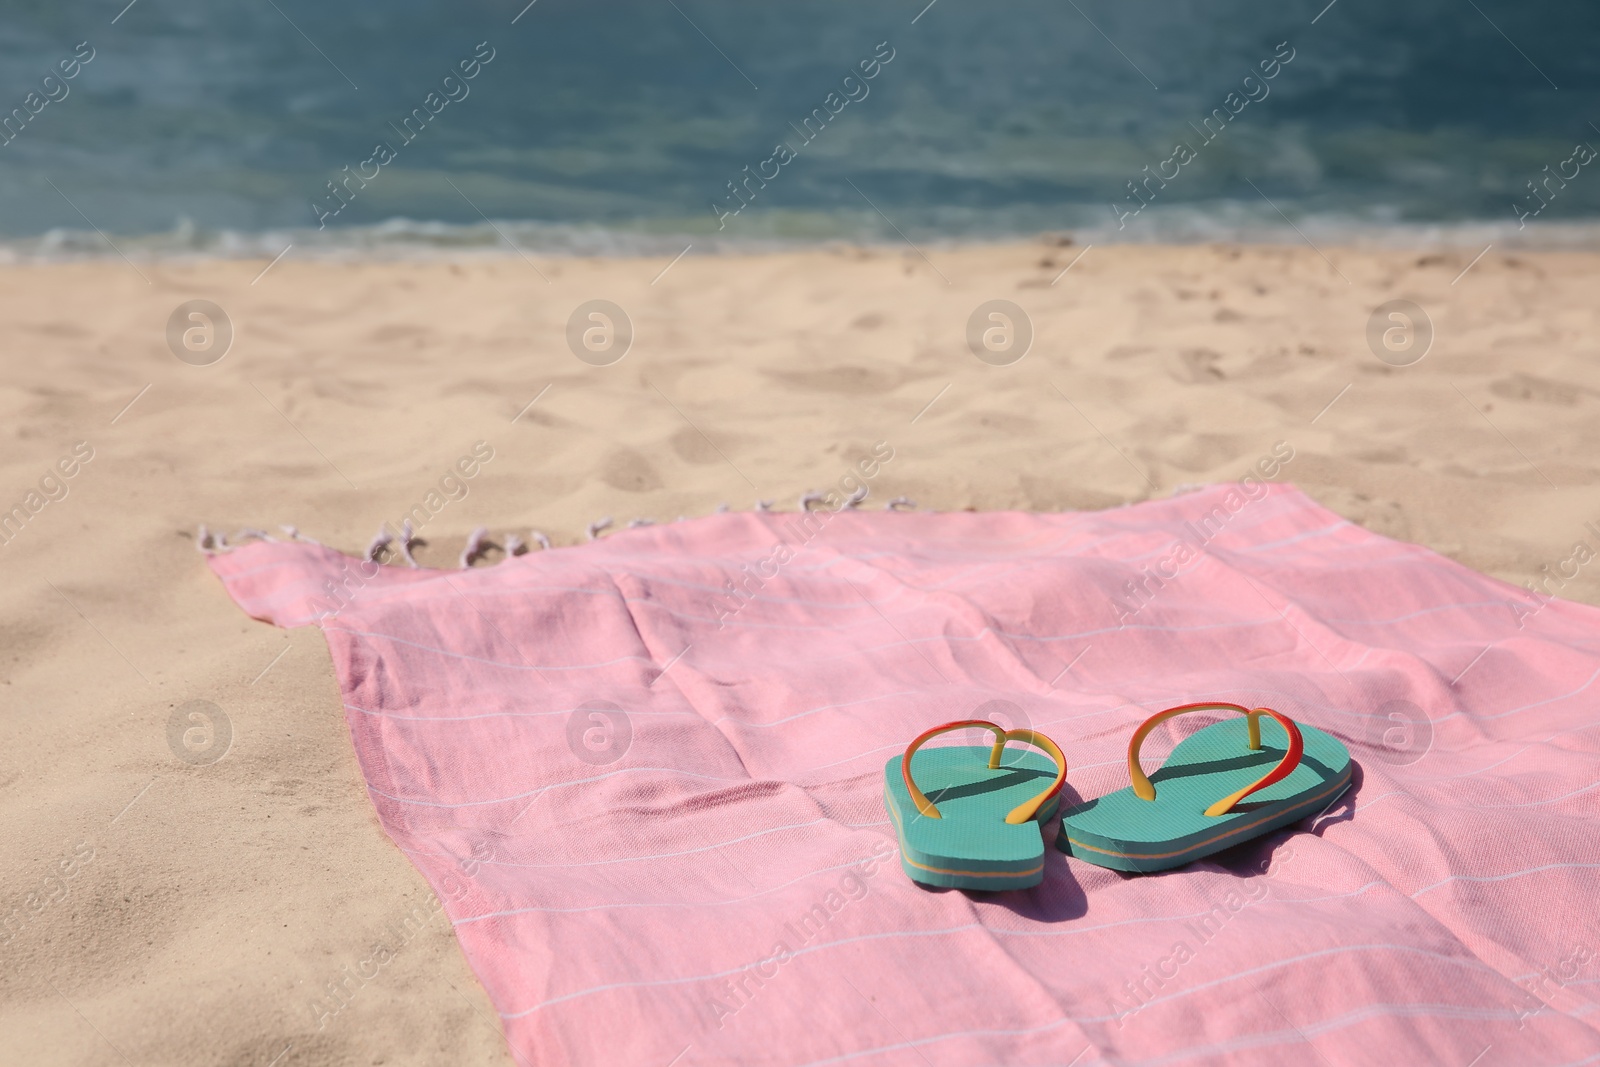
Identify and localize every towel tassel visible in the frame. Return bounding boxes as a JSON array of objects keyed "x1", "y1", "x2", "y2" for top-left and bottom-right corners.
[{"x1": 460, "y1": 526, "x2": 491, "y2": 568}]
